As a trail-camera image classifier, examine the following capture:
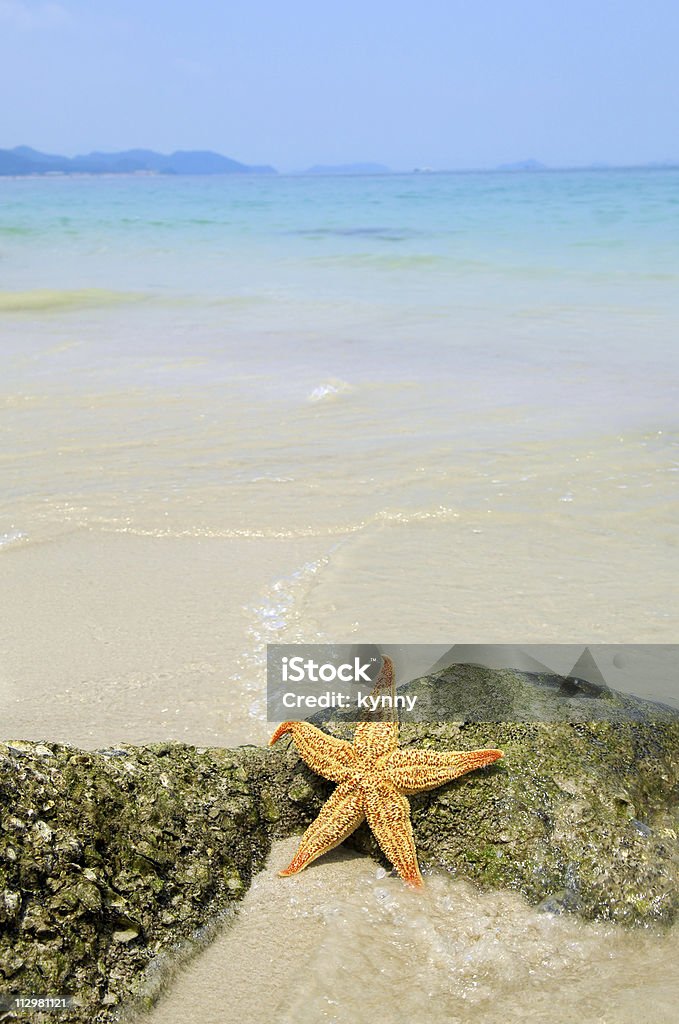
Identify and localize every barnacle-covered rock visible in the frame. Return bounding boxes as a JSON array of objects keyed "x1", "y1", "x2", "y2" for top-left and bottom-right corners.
[
  {"x1": 0, "y1": 740, "x2": 310, "y2": 1023},
  {"x1": 1, "y1": 668, "x2": 678, "y2": 1023}
]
